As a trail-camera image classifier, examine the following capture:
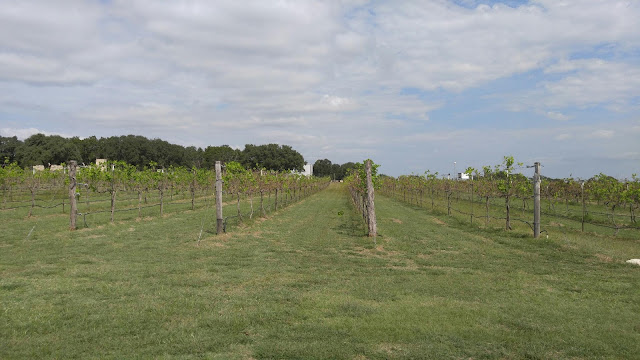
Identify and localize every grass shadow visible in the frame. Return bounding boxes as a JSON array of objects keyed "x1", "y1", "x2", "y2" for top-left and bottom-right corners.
[{"x1": 332, "y1": 197, "x2": 367, "y2": 238}]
